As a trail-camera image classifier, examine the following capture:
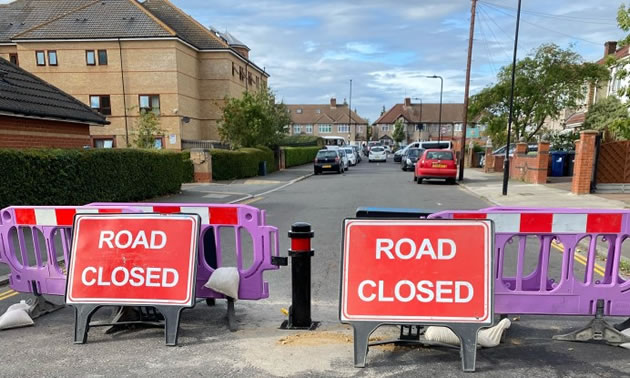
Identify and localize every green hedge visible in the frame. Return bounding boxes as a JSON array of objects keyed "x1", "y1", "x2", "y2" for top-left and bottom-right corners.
[
  {"x1": 210, "y1": 146, "x2": 277, "y2": 181},
  {"x1": 0, "y1": 149, "x2": 190, "y2": 208},
  {"x1": 282, "y1": 146, "x2": 322, "y2": 167},
  {"x1": 180, "y1": 151, "x2": 194, "y2": 183},
  {"x1": 280, "y1": 135, "x2": 324, "y2": 147}
]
